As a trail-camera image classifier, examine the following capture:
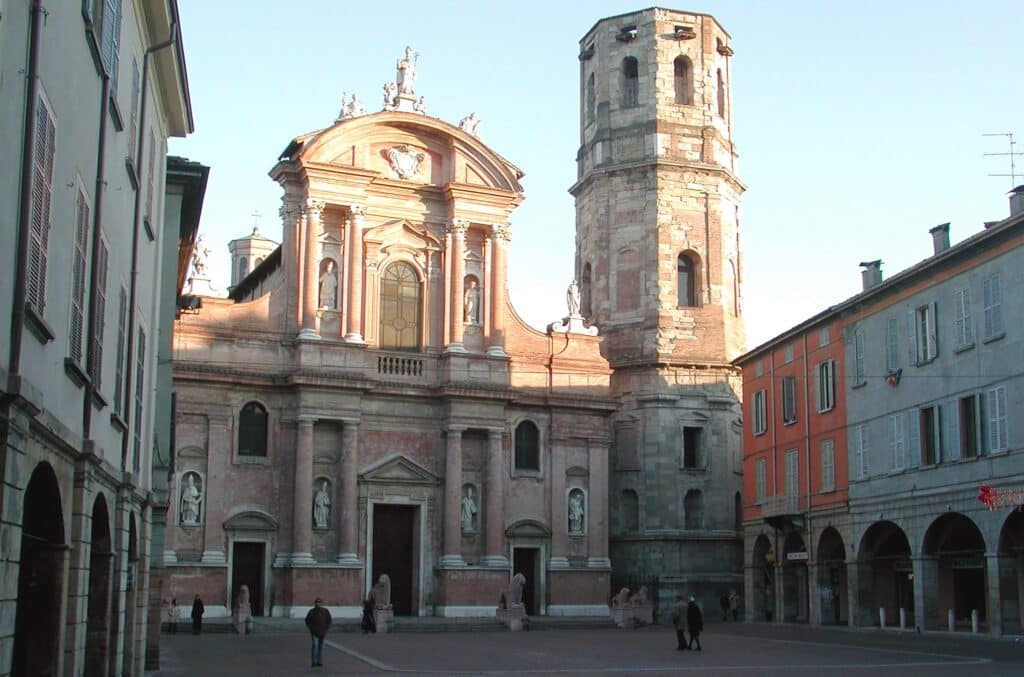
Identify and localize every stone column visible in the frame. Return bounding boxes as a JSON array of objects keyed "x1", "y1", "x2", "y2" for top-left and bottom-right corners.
[
  {"x1": 446, "y1": 220, "x2": 467, "y2": 352},
  {"x1": 292, "y1": 417, "x2": 316, "y2": 564},
  {"x1": 482, "y1": 235, "x2": 492, "y2": 345},
  {"x1": 487, "y1": 223, "x2": 509, "y2": 356},
  {"x1": 913, "y1": 555, "x2": 938, "y2": 630},
  {"x1": 845, "y1": 560, "x2": 859, "y2": 627},
  {"x1": 587, "y1": 441, "x2": 611, "y2": 568},
  {"x1": 344, "y1": 205, "x2": 366, "y2": 343},
  {"x1": 549, "y1": 441, "x2": 569, "y2": 570},
  {"x1": 337, "y1": 419, "x2": 361, "y2": 564},
  {"x1": 280, "y1": 197, "x2": 303, "y2": 333},
  {"x1": 985, "y1": 552, "x2": 1003, "y2": 635},
  {"x1": 298, "y1": 199, "x2": 325, "y2": 340},
  {"x1": 200, "y1": 416, "x2": 229, "y2": 564},
  {"x1": 483, "y1": 428, "x2": 508, "y2": 566},
  {"x1": 774, "y1": 563, "x2": 785, "y2": 623},
  {"x1": 440, "y1": 426, "x2": 466, "y2": 566},
  {"x1": 808, "y1": 557, "x2": 821, "y2": 625}
]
